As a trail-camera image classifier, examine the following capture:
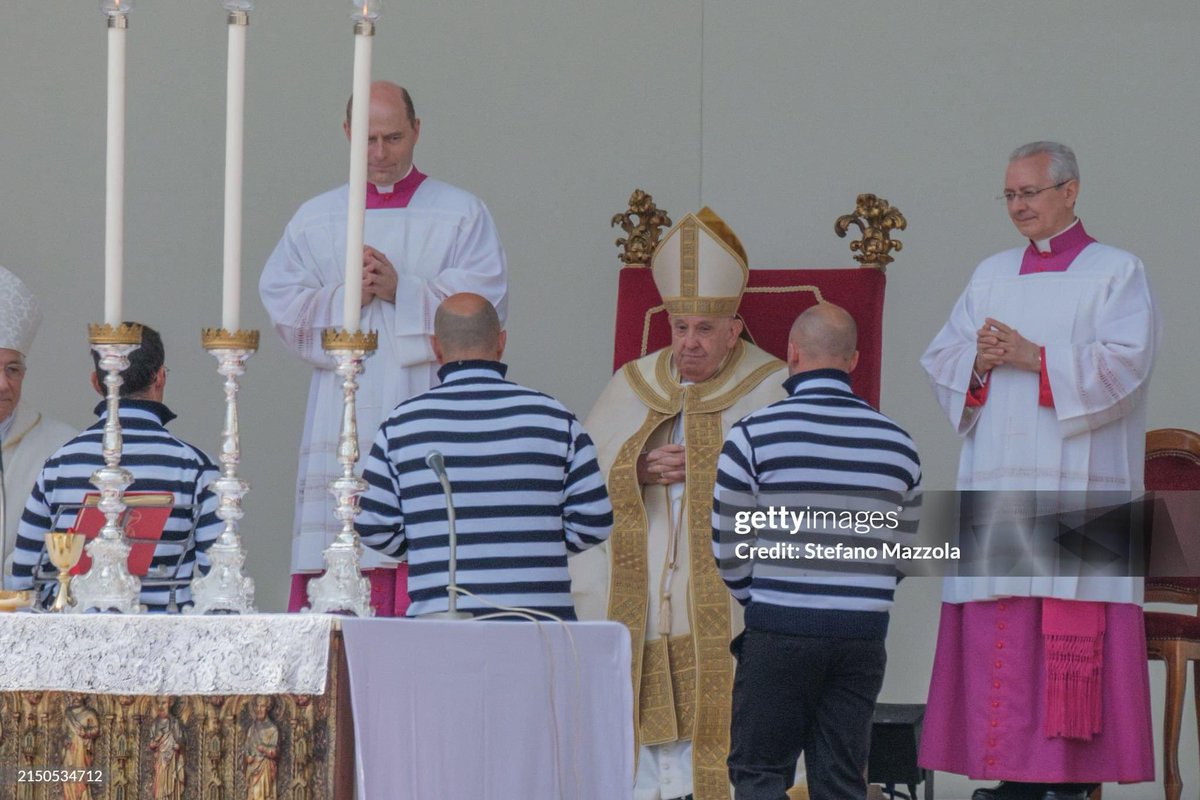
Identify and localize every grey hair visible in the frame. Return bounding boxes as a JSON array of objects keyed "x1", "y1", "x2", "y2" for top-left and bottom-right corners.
[{"x1": 1009, "y1": 141, "x2": 1079, "y2": 184}]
